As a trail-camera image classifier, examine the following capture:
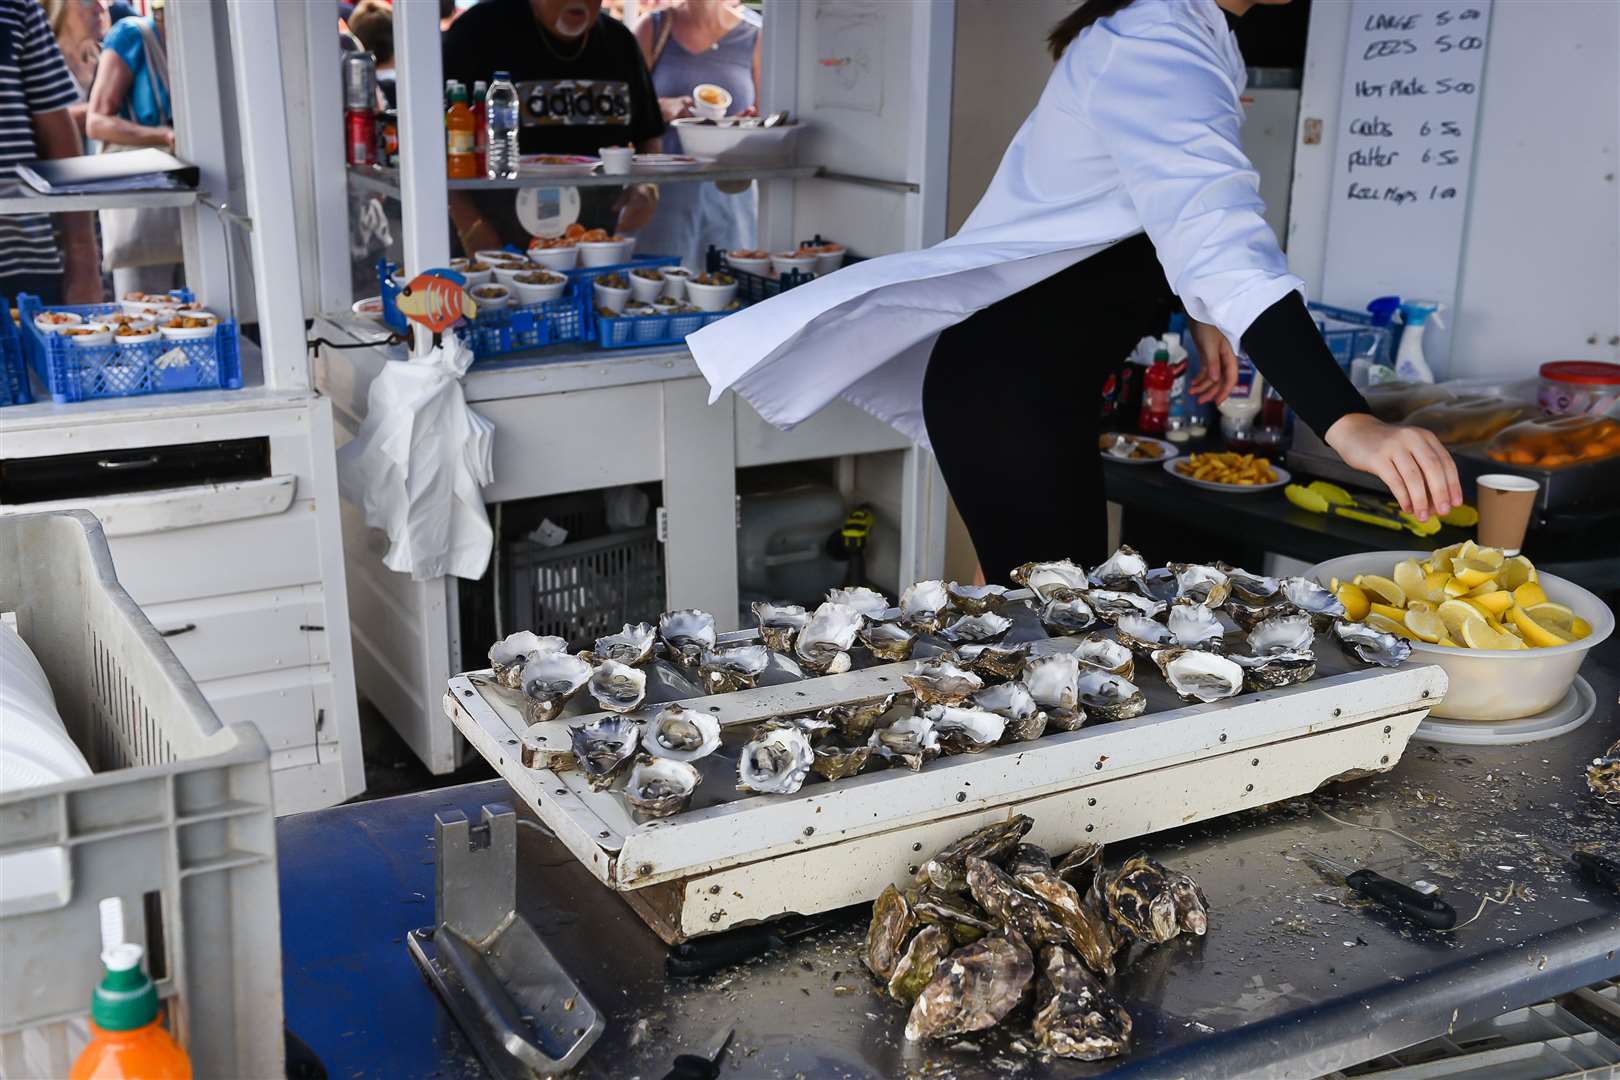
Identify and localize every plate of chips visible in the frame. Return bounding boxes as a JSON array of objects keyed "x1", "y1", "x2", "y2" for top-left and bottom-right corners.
[{"x1": 1163, "y1": 451, "x2": 1289, "y2": 492}]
